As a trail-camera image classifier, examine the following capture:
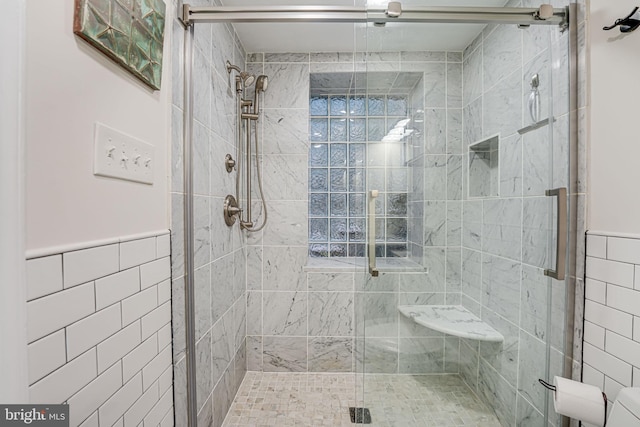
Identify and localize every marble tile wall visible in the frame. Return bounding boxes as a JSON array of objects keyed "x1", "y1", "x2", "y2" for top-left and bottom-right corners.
[
  {"x1": 244, "y1": 51, "x2": 464, "y2": 375},
  {"x1": 458, "y1": 1, "x2": 587, "y2": 426},
  {"x1": 395, "y1": 50, "x2": 466, "y2": 376},
  {"x1": 407, "y1": 77, "x2": 425, "y2": 264},
  {"x1": 244, "y1": 52, "x2": 311, "y2": 373},
  {"x1": 170, "y1": 1, "x2": 248, "y2": 425}
]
